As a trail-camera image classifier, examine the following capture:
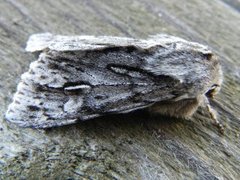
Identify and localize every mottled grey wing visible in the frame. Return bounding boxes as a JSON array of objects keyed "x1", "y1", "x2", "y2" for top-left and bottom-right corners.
[{"x1": 6, "y1": 34, "x2": 215, "y2": 128}]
